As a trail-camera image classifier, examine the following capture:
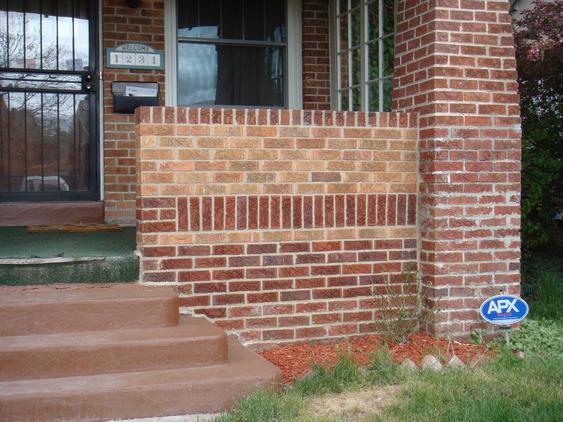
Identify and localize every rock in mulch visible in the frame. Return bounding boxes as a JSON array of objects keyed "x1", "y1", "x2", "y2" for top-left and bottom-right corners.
[
  {"x1": 400, "y1": 358, "x2": 418, "y2": 371},
  {"x1": 421, "y1": 355, "x2": 443, "y2": 371},
  {"x1": 447, "y1": 355, "x2": 465, "y2": 368}
]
